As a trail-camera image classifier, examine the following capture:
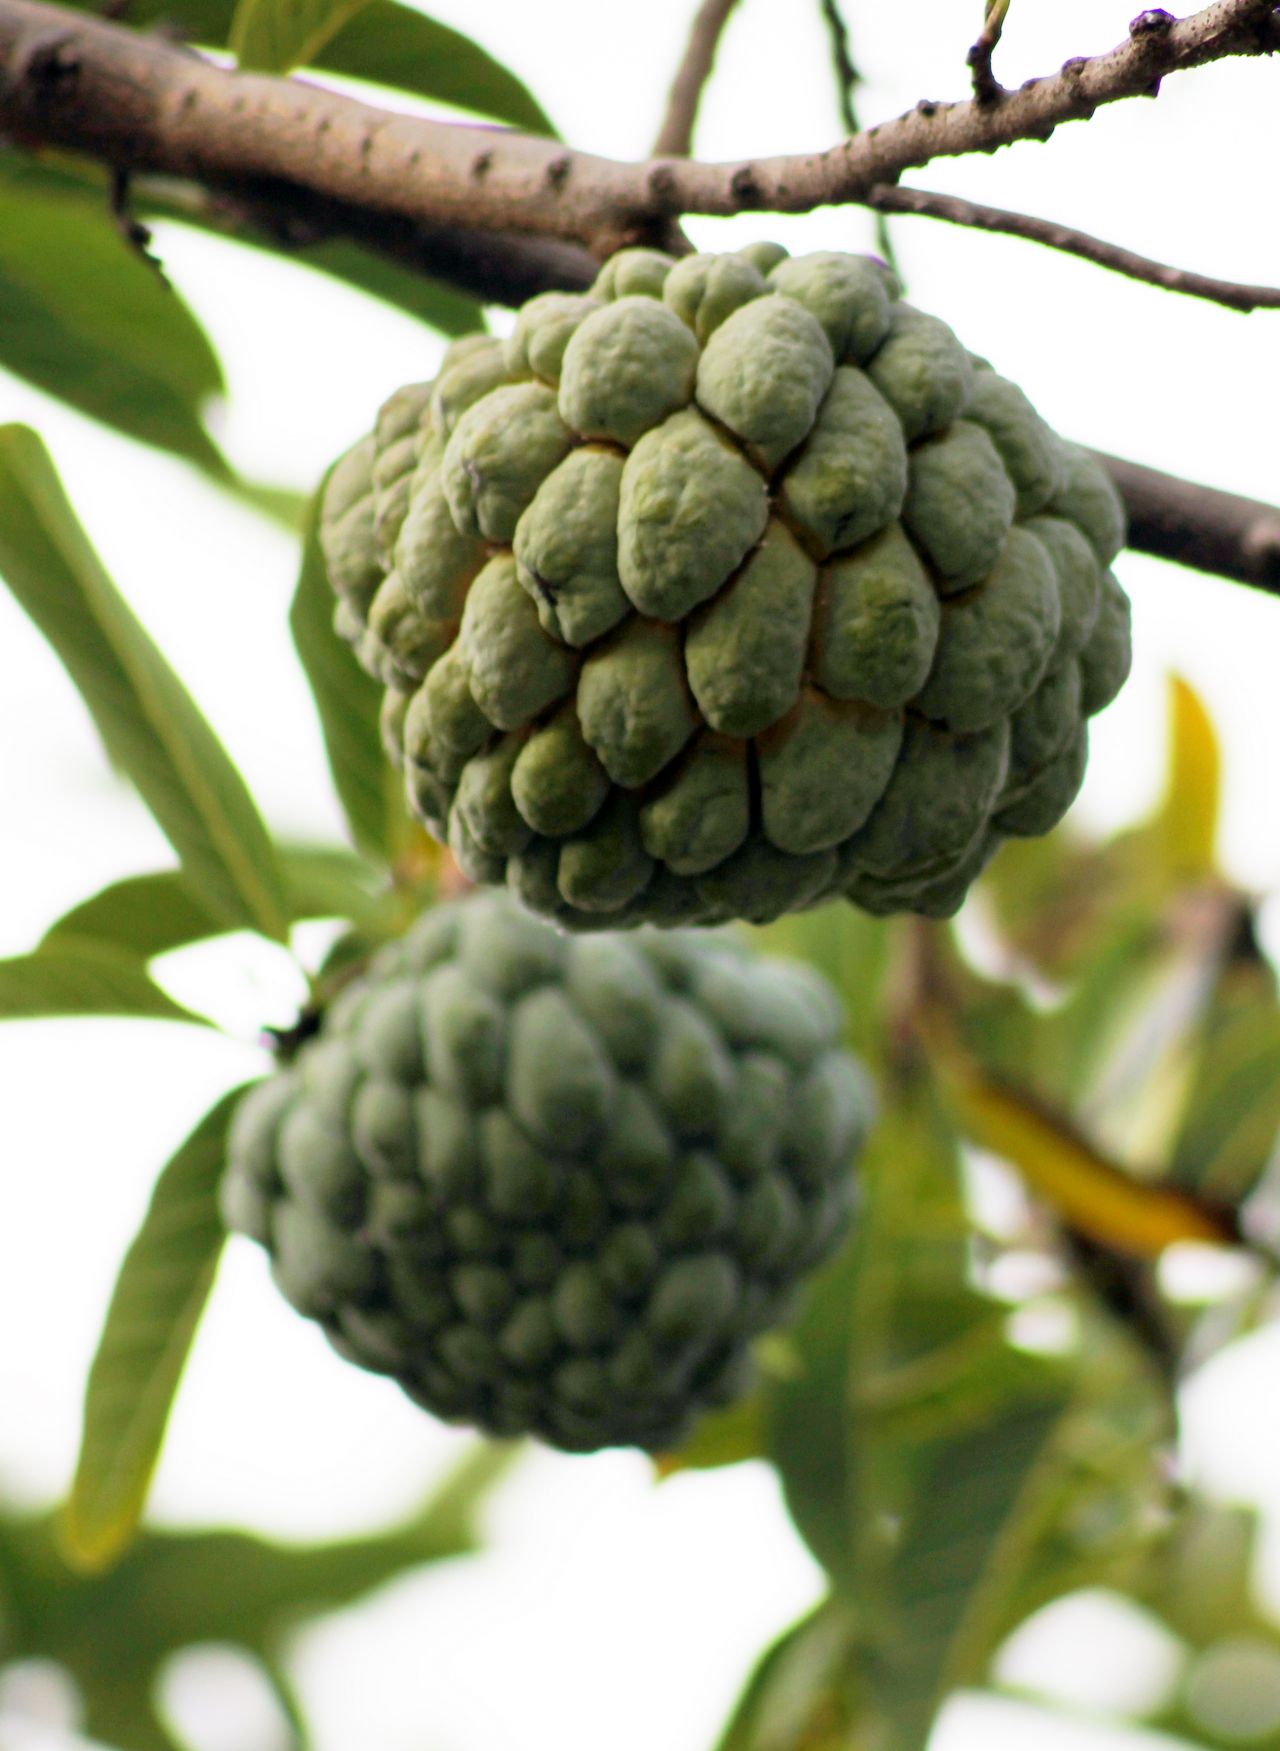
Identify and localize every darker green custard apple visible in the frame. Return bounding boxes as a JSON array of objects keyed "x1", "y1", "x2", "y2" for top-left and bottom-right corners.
[
  {"x1": 320, "y1": 244, "x2": 1131, "y2": 930},
  {"x1": 220, "y1": 892, "x2": 873, "y2": 1452}
]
